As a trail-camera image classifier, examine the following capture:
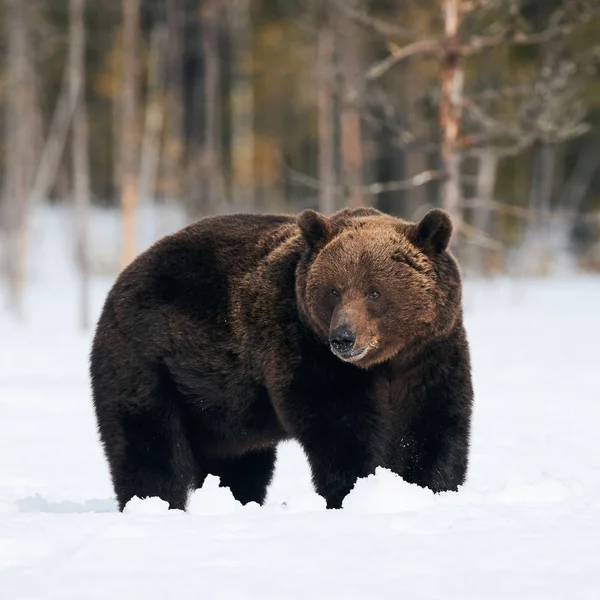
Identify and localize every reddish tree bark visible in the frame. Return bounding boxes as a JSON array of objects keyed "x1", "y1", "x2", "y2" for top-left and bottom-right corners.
[
  {"x1": 317, "y1": 0, "x2": 336, "y2": 215},
  {"x1": 339, "y1": 0, "x2": 364, "y2": 209}
]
